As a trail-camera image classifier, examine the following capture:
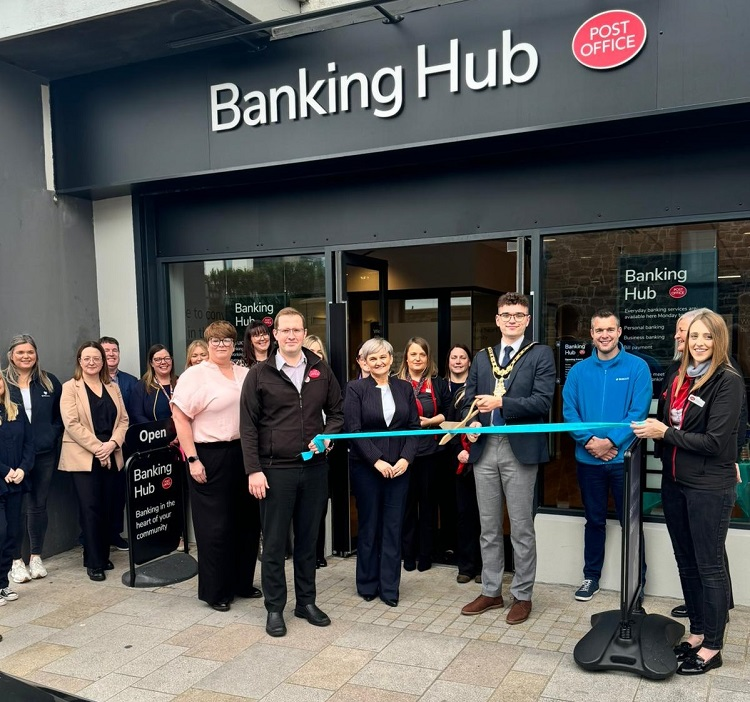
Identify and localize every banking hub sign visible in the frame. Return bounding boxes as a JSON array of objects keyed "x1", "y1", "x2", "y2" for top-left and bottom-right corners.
[{"x1": 210, "y1": 8, "x2": 648, "y2": 133}]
